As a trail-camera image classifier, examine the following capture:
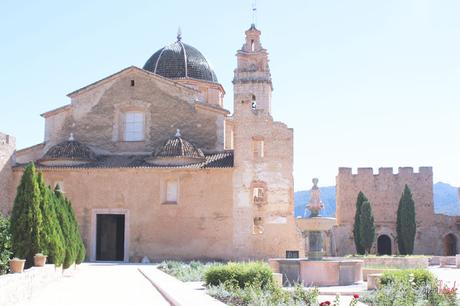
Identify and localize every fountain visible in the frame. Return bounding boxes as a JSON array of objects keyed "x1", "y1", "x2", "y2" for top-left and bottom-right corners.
[
  {"x1": 296, "y1": 178, "x2": 336, "y2": 260},
  {"x1": 269, "y1": 178, "x2": 363, "y2": 286}
]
